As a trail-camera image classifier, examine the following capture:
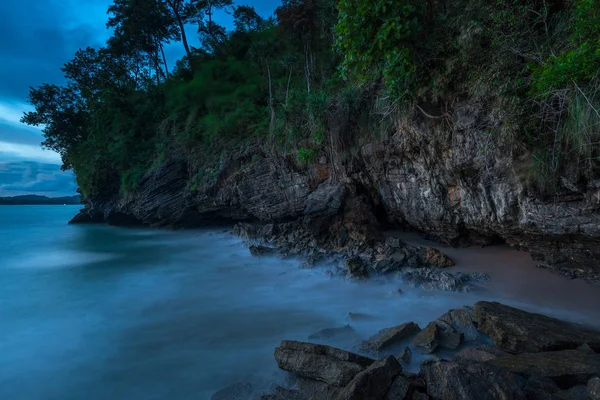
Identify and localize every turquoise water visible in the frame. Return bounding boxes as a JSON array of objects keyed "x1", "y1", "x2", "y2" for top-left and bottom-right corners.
[{"x1": 2, "y1": 206, "x2": 600, "y2": 399}]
